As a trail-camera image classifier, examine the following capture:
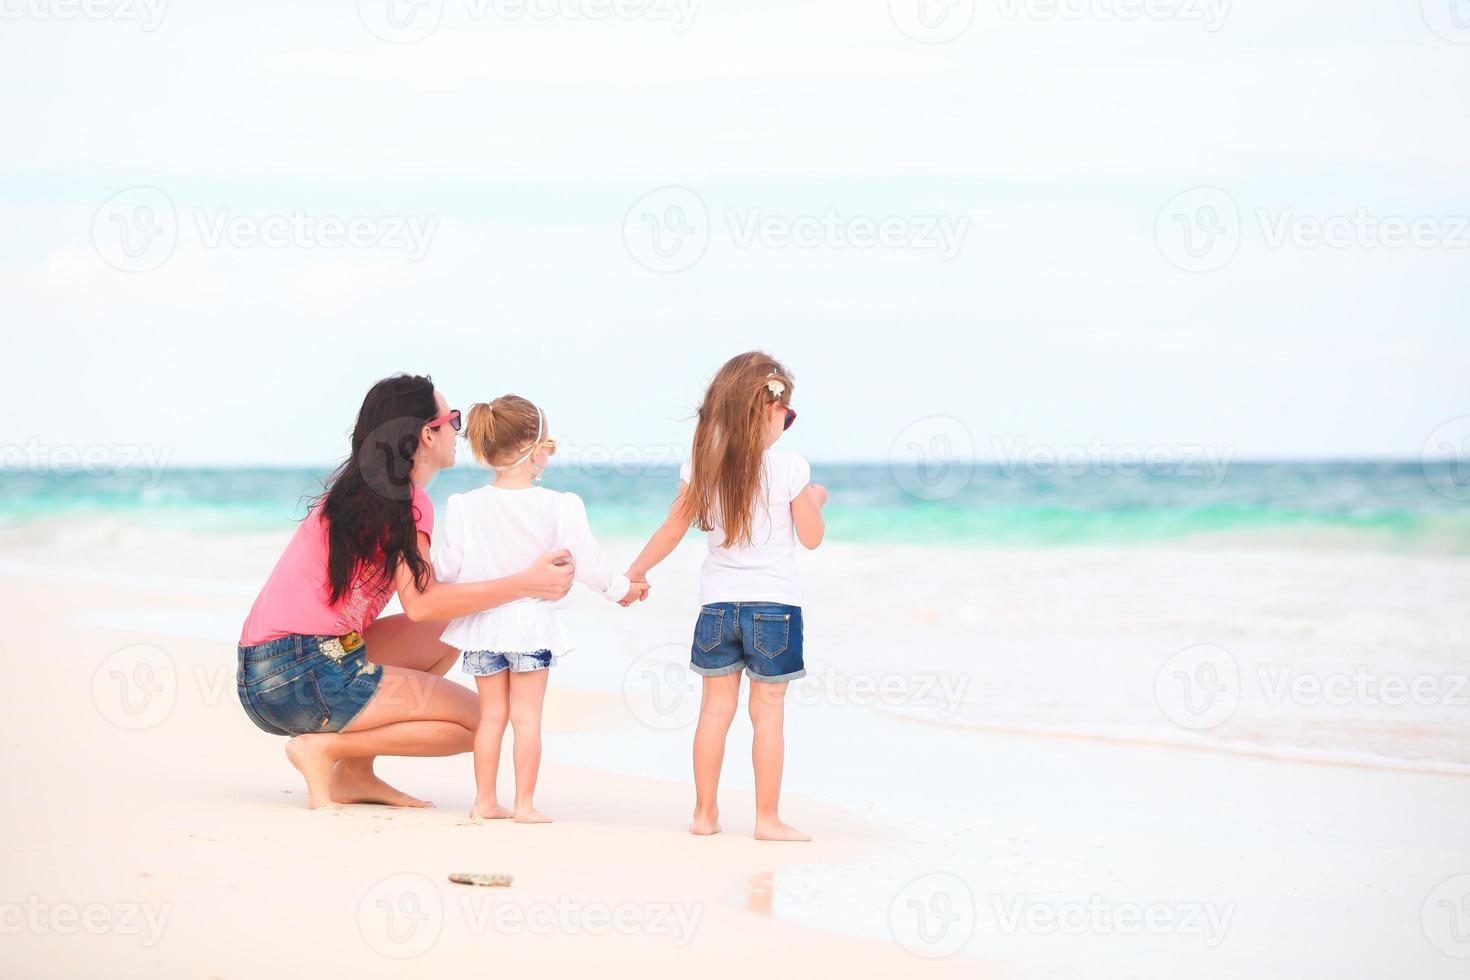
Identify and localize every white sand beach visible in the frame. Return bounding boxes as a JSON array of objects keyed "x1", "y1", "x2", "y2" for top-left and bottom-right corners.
[{"x1": 3, "y1": 525, "x2": 1469, "y2": 978}]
